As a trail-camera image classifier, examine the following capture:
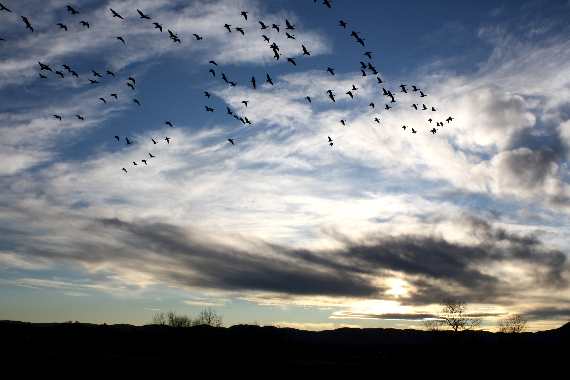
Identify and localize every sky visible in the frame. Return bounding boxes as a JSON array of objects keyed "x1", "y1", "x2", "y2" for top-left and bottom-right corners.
[{"x1": 1, "y1": 0, "x2": 570, "y2": 332}]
